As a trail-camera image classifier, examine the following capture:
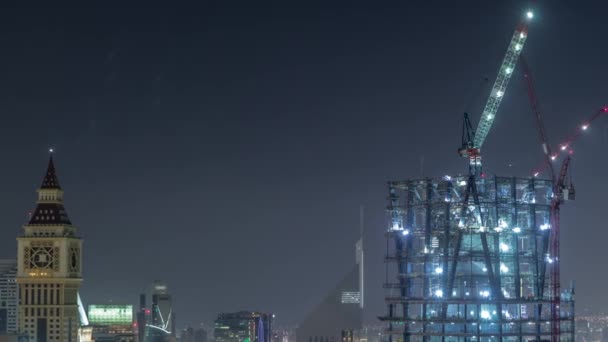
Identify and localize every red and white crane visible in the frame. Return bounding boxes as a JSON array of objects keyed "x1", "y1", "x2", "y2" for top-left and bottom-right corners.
[{"x1": 522, "y1": 56, "x2": 608, "y2": 342}]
